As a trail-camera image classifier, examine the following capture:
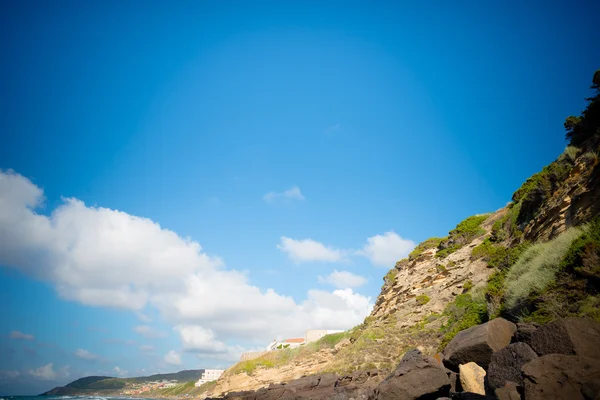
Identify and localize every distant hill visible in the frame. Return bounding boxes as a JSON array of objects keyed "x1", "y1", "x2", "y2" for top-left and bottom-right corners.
[{"x1": 41, "y1": 369, "x2": 204, "y2": 396}]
